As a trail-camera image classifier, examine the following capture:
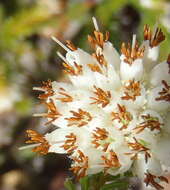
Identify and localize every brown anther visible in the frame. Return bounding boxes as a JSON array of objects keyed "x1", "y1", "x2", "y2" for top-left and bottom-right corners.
[
  {"x1": 44, "y1": 99, "x2": 62, "y2": 125},
  {"x1": 56, "y1": 88, "x2": 73, "y2": 102},
  {"x1": 127, "y1": 137, "x2": 151, "y2": 163},
  {"x1": 66, "y1": 40, "x2": 77, "y2": 51},
  {"x1": 111, "y1": 104, "x2": 133, "y2": 130},
  {"x1": 61, "y1": 133, "x2": 77, "y2": 154},
  {"x1": 144, "y1": 25, "x2": 165, "y2": 48},
  {"x1": 87, "y1": 63, "x2": 102, "y2": 73},
  {"x1": 167, "y1": 54, "x2": 170, "y2": 74},
  {"x1": 134, "y1": 114, "x2": 163, "y2": 134},
  {"x1": 88, "y1": 31, "x2": 109, "y2": 49},
  {"x1": 144, "y1": 172, "x2": 168, "y2": 190},
  {"x1": 70, "y1": 150, "x2": 88, "y2": 179},
  {"x1": 92, "y1": 128, "x2": 109, "y2": 152},
  {"x1": 92, "y1": 53, "x2": 107, "y2": 67},
  {"x1": 65, "y1": 109, "x2": 92, "y2": 127},
  {"x1": 121, "y1": 41, "x2": 145, "y2": 65},
  {"x1": 26, "y1": 130, "x2": 50, "y2": 155},
  {"x1": 63, "y1": 62, "x2": 83, "y2": 76},
  {"x1": 90, "y1": 86, "x2": 111, "y2": 107},
  {"x1": 35, "y1": 80, "x2": 54, "y2": 100},
  {"x1": 121, "y1": 80, "x2": 141, "y2": 101},
  {"x1": 102, "y1": 151, "x2": 121, "y2": 171},
  {"x1": 155, "y1": 80, "x2": 170, "y2": 102}
]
